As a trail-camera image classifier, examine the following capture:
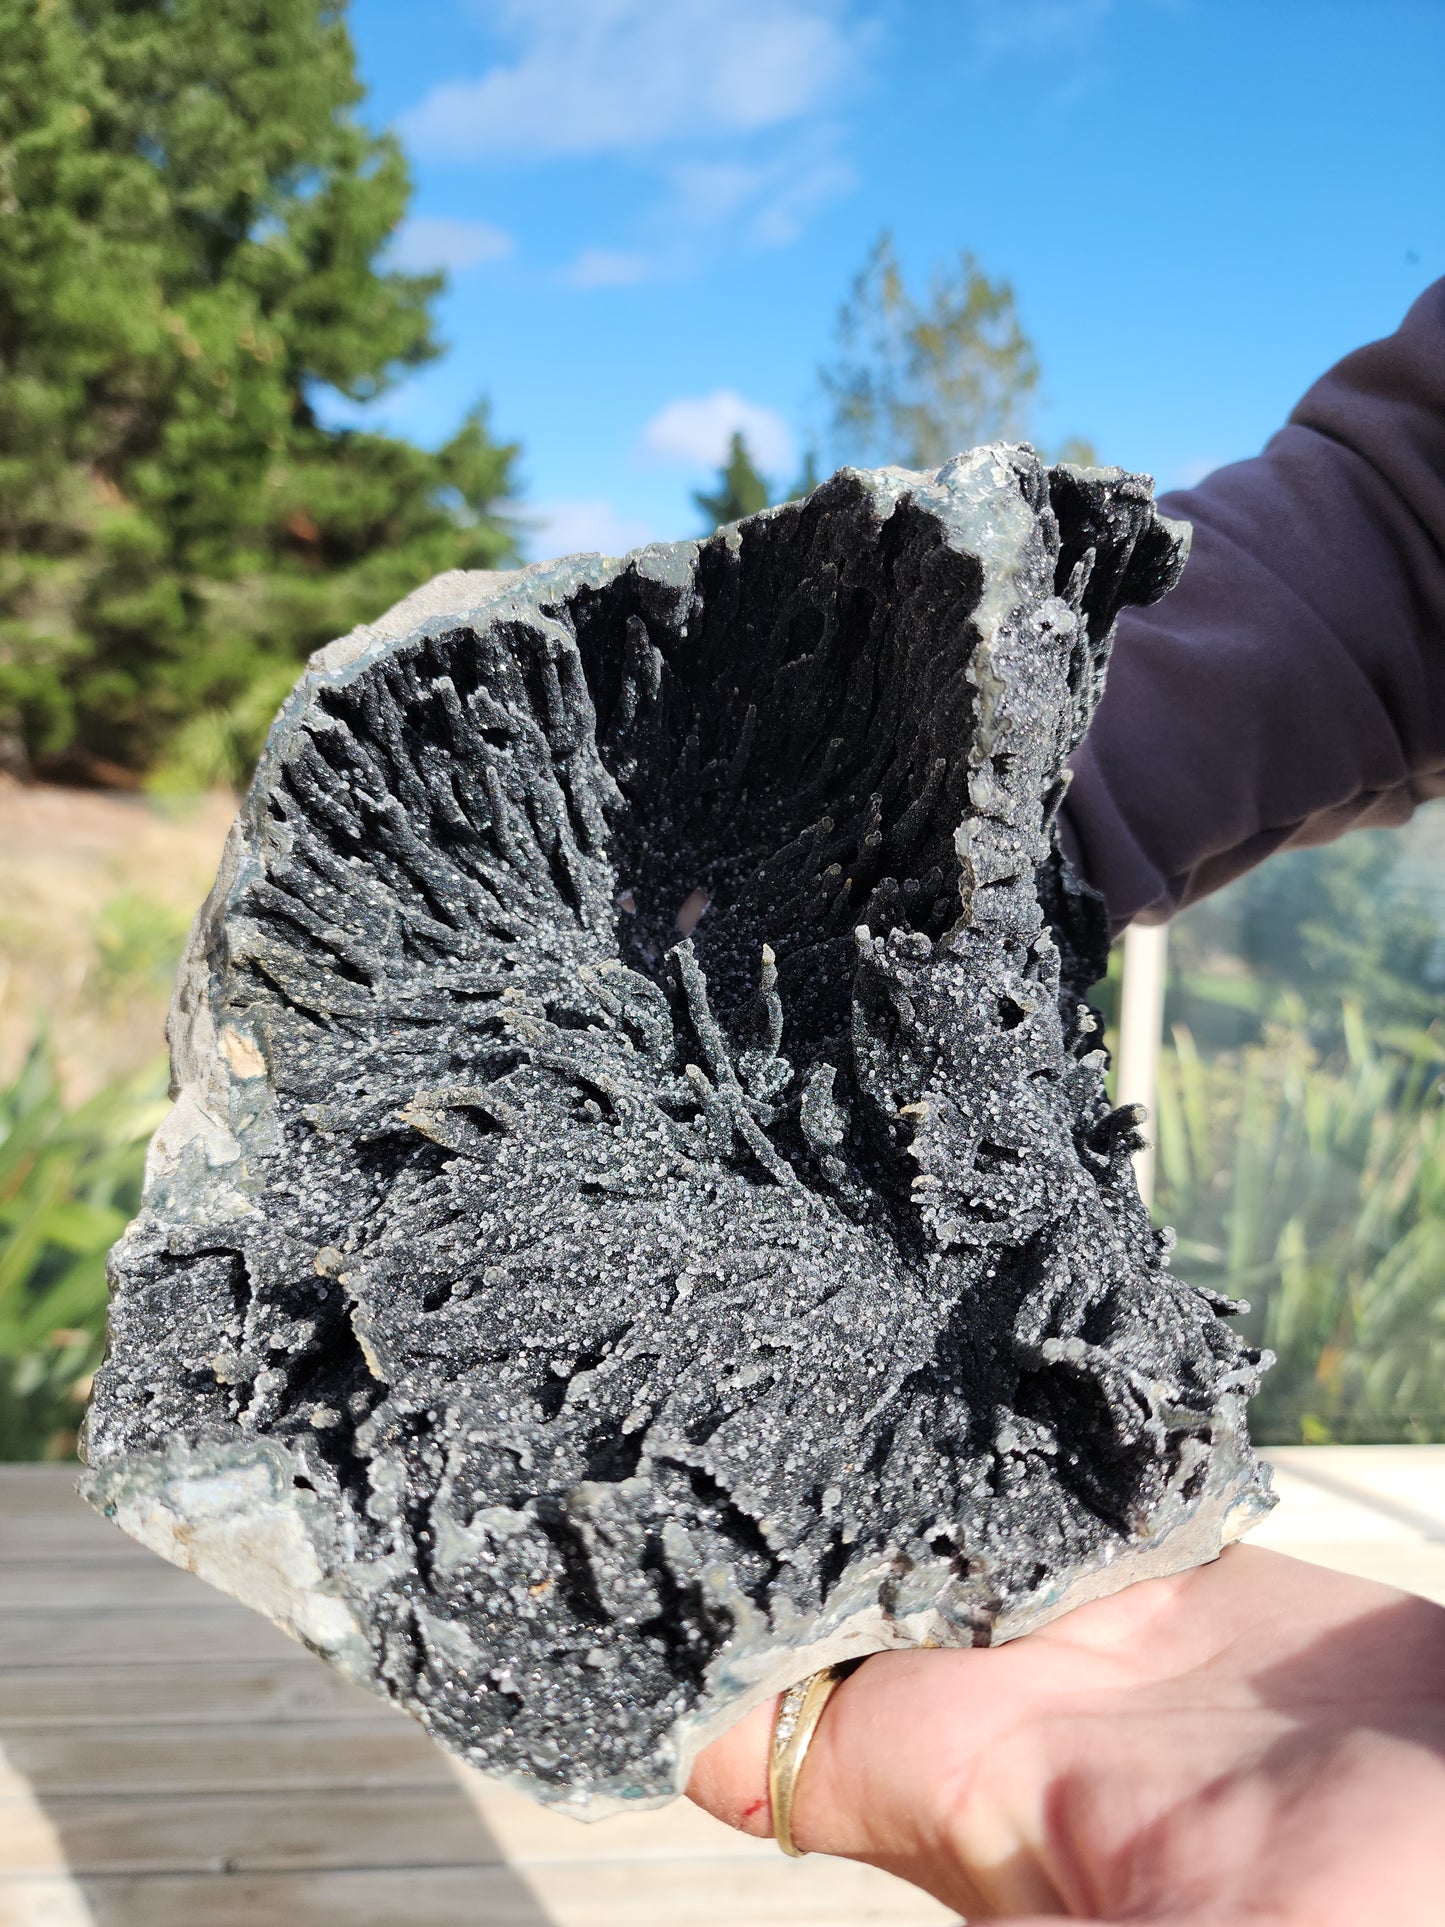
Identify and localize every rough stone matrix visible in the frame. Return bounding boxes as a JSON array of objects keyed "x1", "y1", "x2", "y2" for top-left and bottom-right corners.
[{"x1": 82, "y1": 447, "x2": 1273, "y2": 1815}]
